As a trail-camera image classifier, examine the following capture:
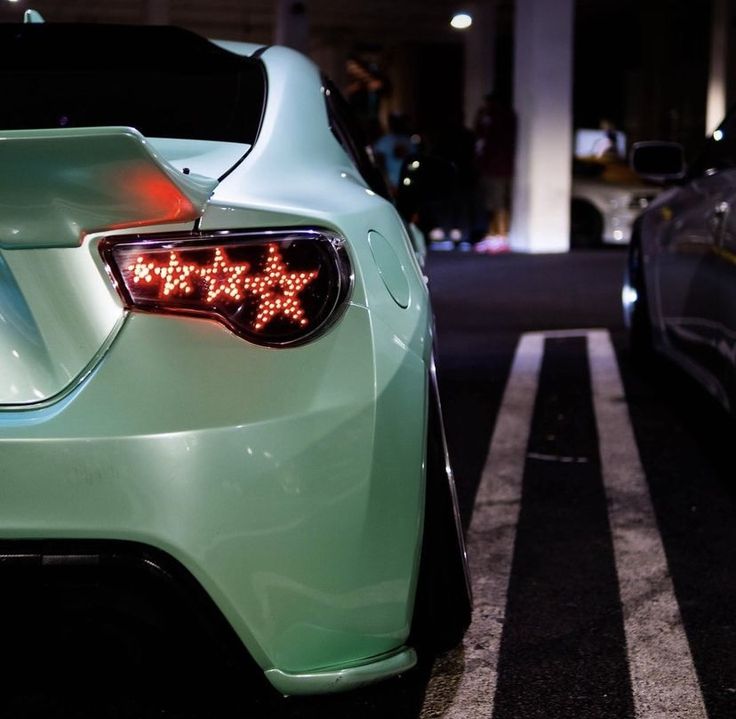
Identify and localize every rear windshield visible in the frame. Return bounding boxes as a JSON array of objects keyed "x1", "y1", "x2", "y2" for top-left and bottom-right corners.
[{"x1": 0, "y1": 24, "x2": 266, "y2": 144}]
